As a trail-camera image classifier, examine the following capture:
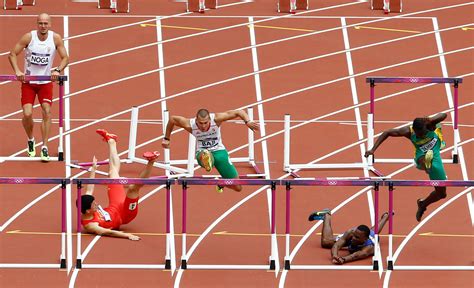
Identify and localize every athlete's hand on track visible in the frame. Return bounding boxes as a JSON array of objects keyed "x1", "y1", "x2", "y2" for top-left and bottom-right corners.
[{"x1": 128, "y1": 234, "x2": 140, "y2": 241}]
